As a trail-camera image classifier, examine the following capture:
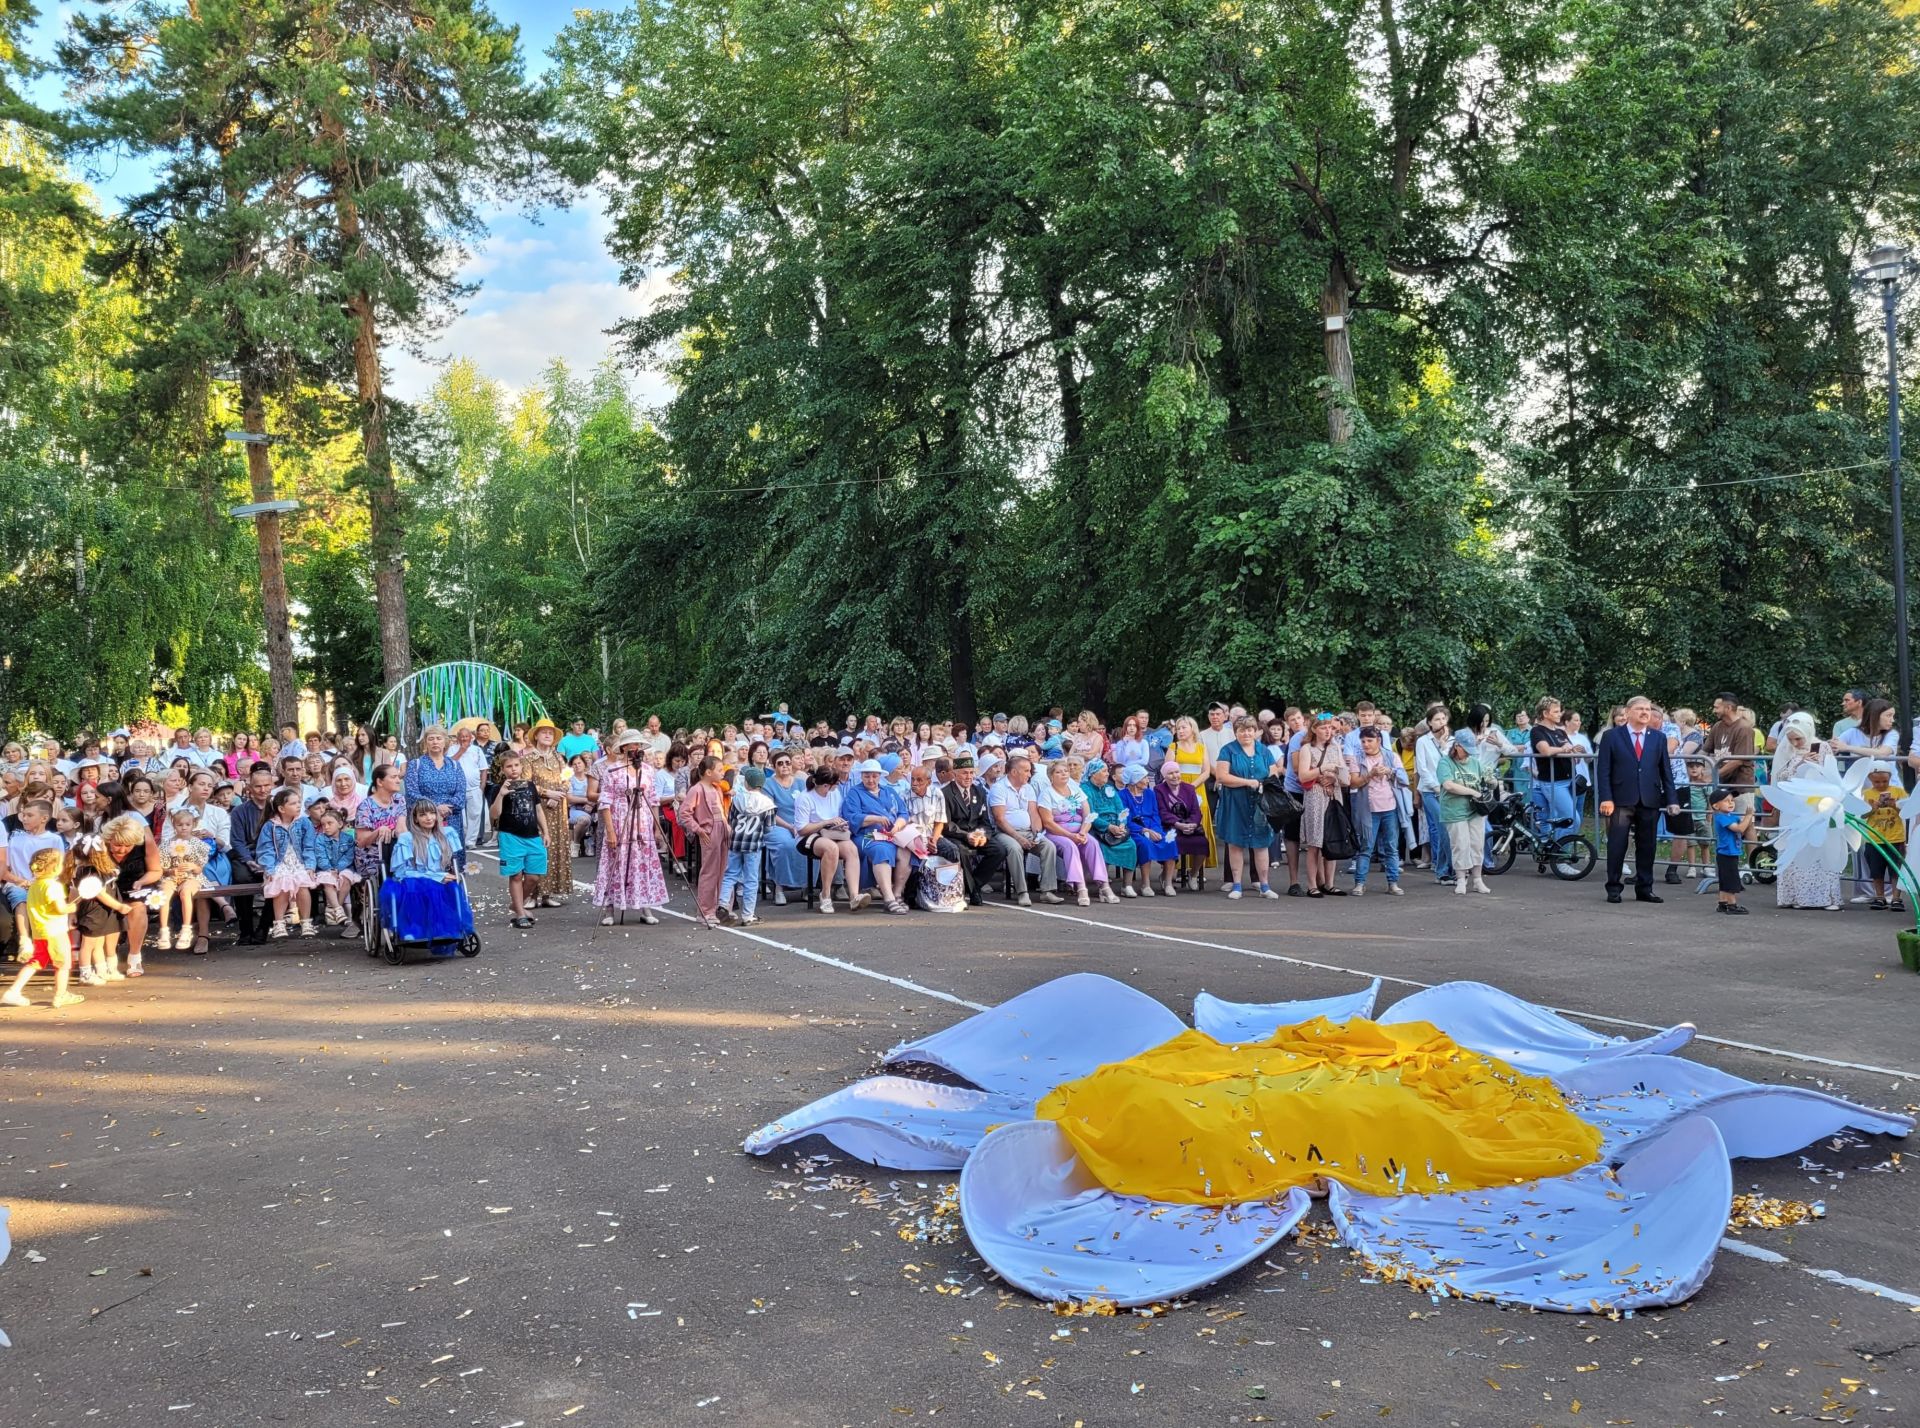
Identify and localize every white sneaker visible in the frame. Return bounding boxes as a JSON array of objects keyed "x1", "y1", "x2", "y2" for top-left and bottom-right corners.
[
  {"x1": 174, "y1": 929, "x2": 194, "y2": 950},
  {"x1": 1142, "y1": 885, "x2": 1156, "y2": 897},
  {"x1": 268, "y1": 920, "x2": 289, "y2": 940},
  {"x1": 1017, "y1": 893, "x2": 1032, "y2": 907},
  {"x1": 1454, "y1": 880, "x2": 1468, "y2": 896},
  {"x1": 1, "y1": 990, "x2": 30, "y2": 1007},
  {"x1": 1121, "y1": 886, "x2": 1138, "y2": 899},
  {"x1": 298, "y1": 919, "x2": 317, "y2": 937},
  {"x1": 1851, "y1": 893, "x2": 1872, "y2": 904},
  {"x1": 1352, "y1": 885, "x2": 1366, "y2": 898},
  {"x1": 1225, "y1": 886, "x2": 1242, "y2": 901},
  {"x1": 638, "y1": 909, "x2": 659, "y2": 925},
  {"x1": 1387, "y1": 884, "x2": 1404, "y2": 896},
  {"x1": 1163, "y1": 882, "x2": 1177, "y2": 898},
  {"x1": 1258, "y1": 885, "x2": 1280, "y2": 900}
]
